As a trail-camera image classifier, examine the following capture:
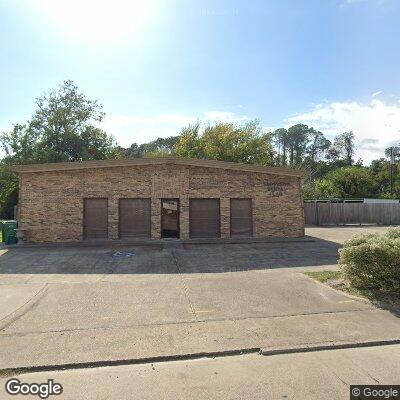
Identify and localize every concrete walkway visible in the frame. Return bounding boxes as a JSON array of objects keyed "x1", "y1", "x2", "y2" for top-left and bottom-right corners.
[
  {"x1": 1, "y1": 263, "x2": 399, "y2": 370},
  {"x1": 0, "y1": 227, "x2": 398, "y2": 377},
  {"x1": 1, "y1": 344, "x2": 399, "y2": 399}
]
